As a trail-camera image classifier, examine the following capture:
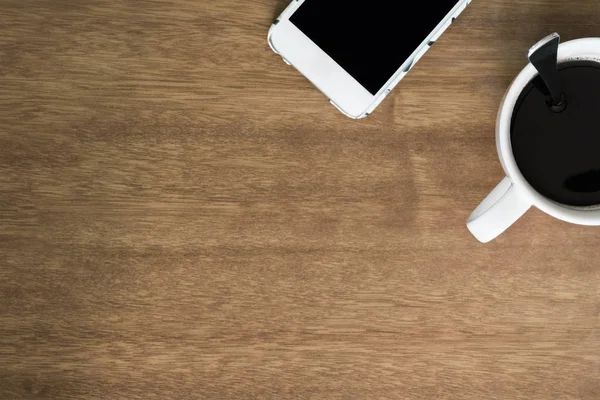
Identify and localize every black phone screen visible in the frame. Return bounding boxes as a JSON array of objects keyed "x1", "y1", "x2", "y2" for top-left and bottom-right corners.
[{"x1": 289, "y1": 0, "x2": 460, "y2": 95}]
